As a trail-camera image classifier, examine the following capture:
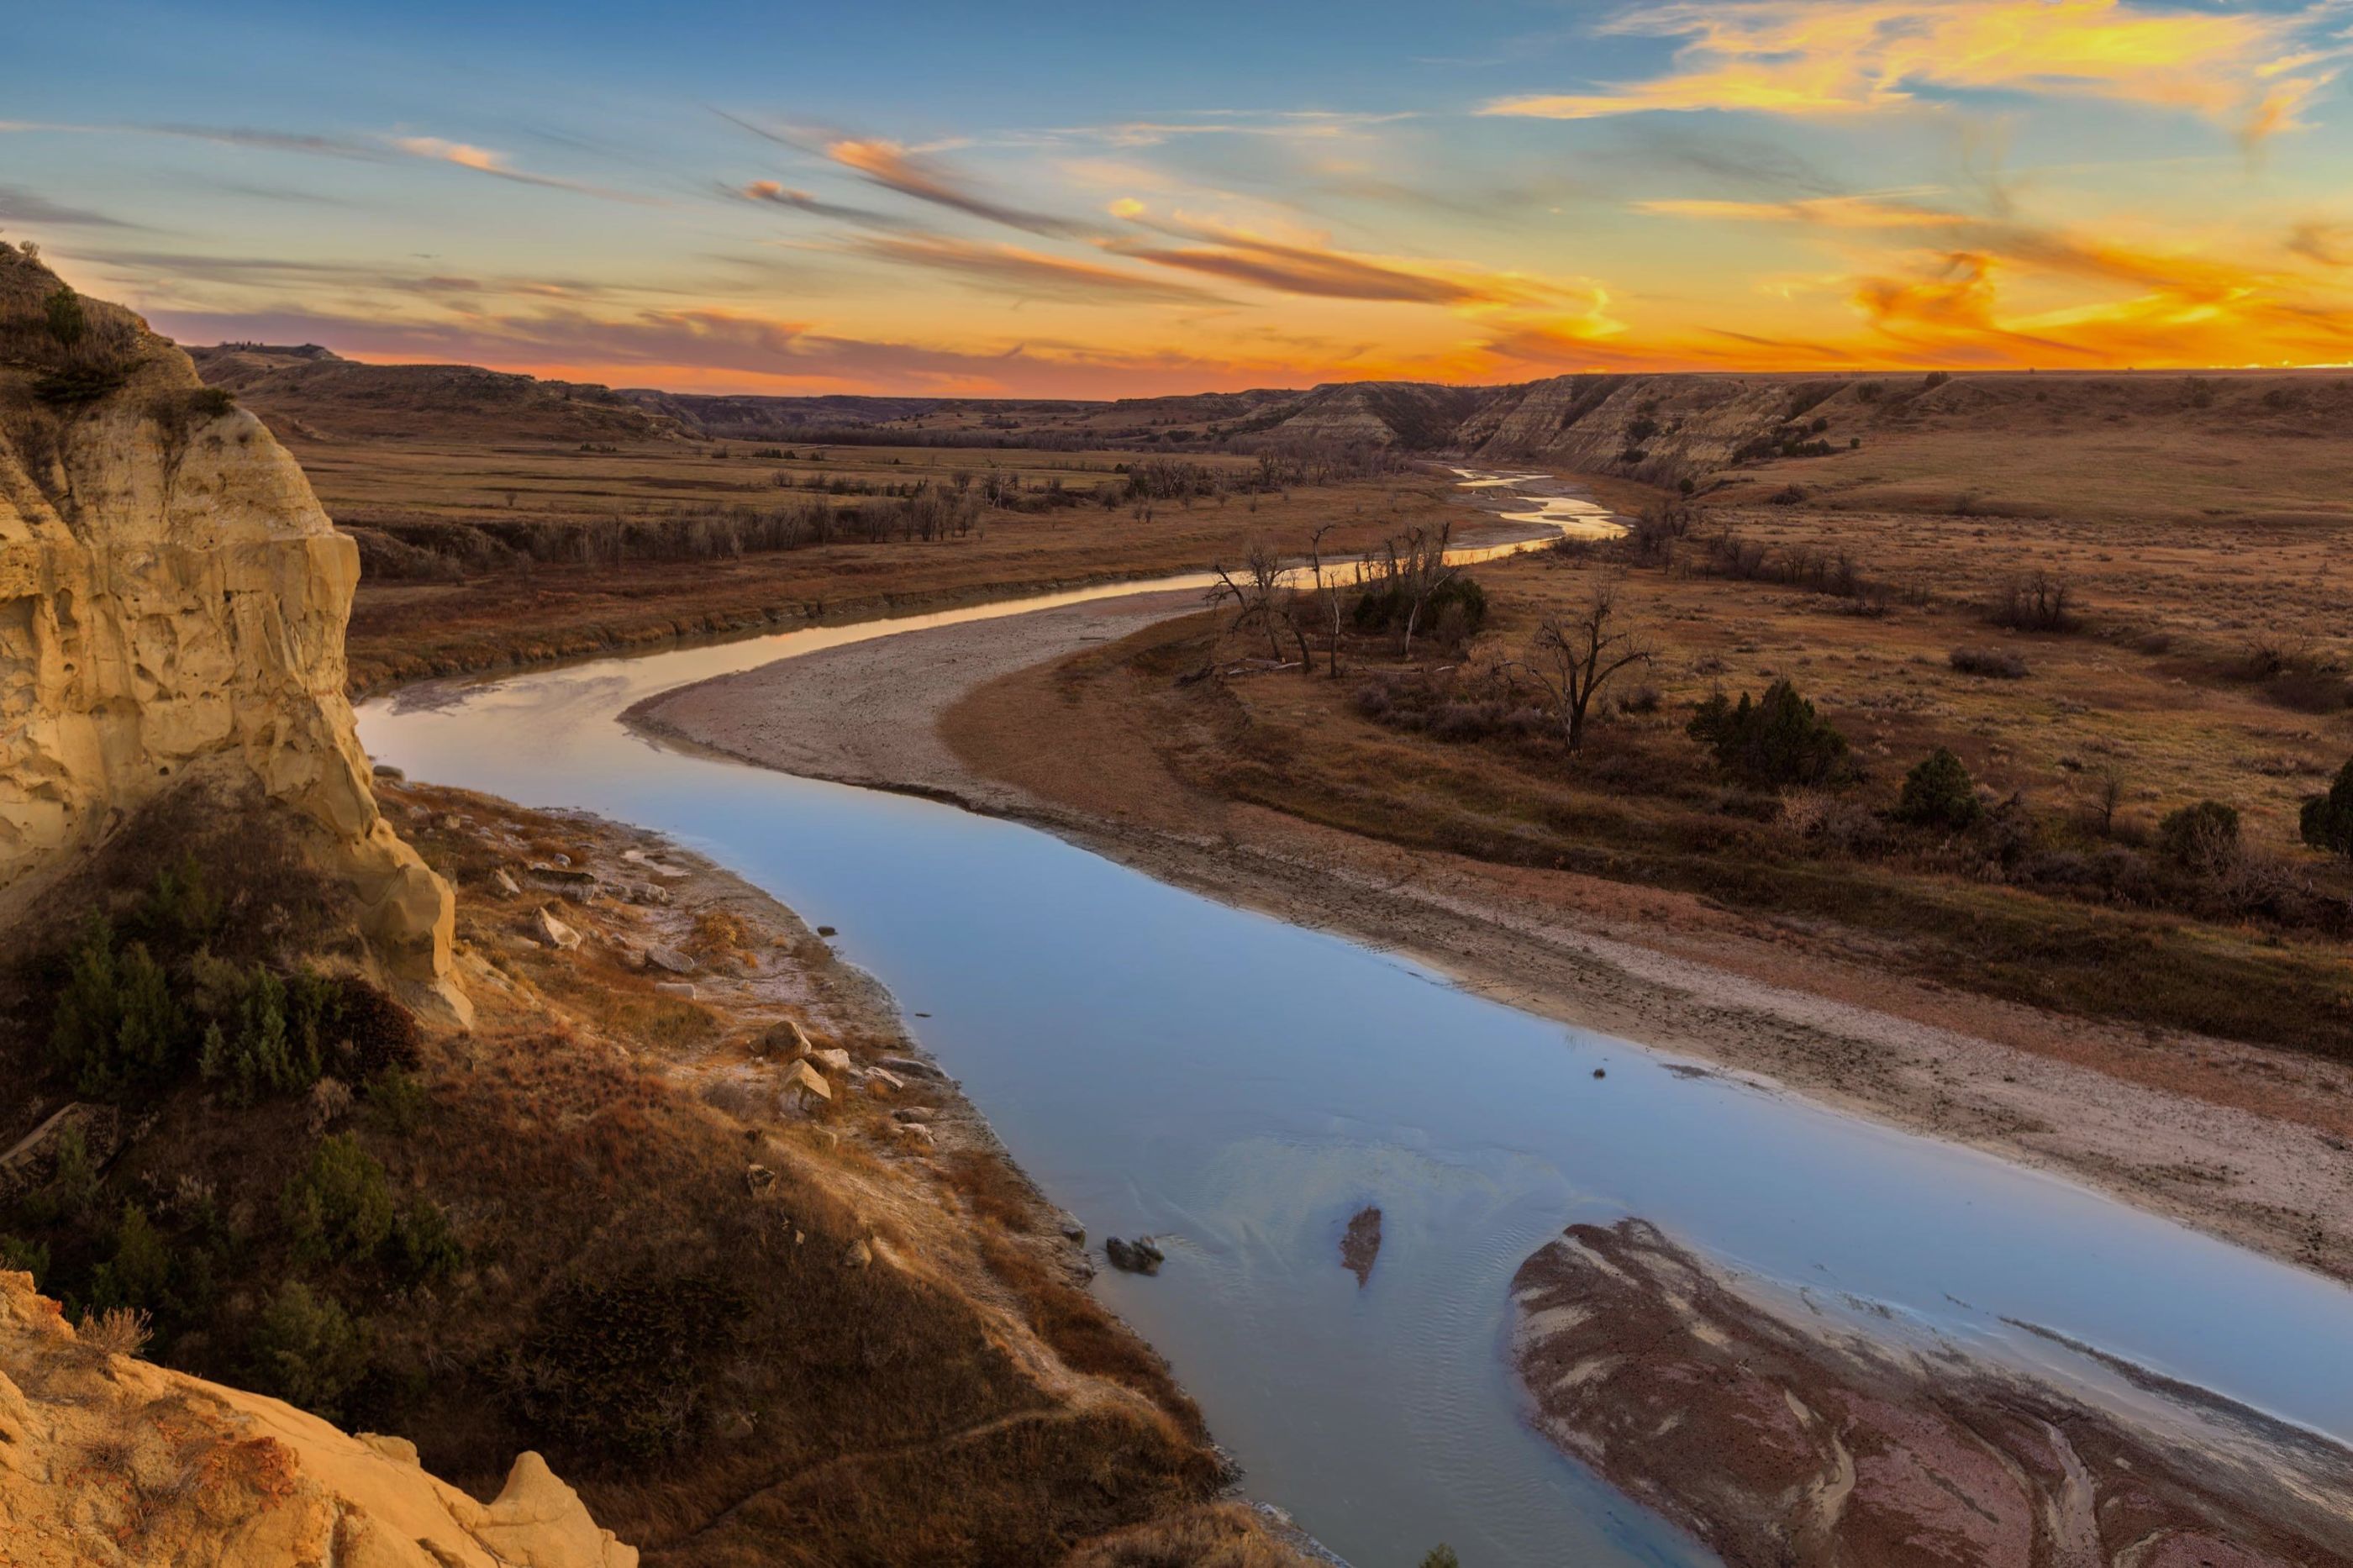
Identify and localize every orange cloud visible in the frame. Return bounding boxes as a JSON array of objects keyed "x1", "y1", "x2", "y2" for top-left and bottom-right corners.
[
  {"x1": 1106, "y1": 208, "x2": 1589, "y2": 308},
  {"x1": 1484, "y1": 0, "x2": 2343, "y2": 140},
  {"x1": 1634, "y1": 195, "x2": 1966, "y2": 229}
]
